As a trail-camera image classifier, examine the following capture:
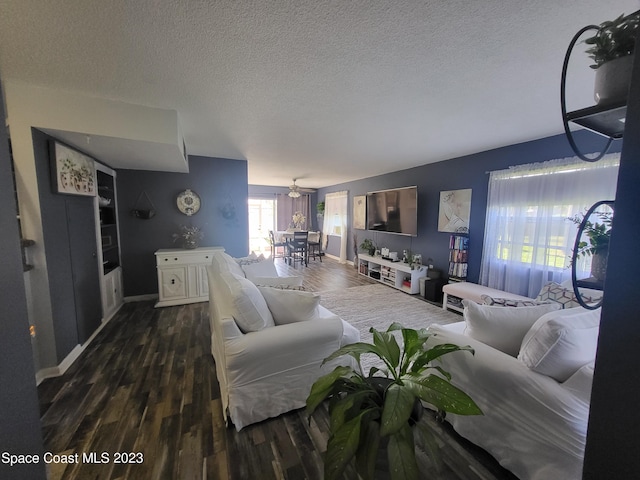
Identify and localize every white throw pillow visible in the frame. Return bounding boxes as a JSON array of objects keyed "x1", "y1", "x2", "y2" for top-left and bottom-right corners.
[
  {"x1": 518, "y1": 307, "x2": 601, "y2": 382},
  {"x1": 220, "y1": 272, "x2": 275, "y2": 332},
  {"x1": 241, "y1": 258, "x2": 279, "y2": 281},
  {"x1": 252, "y1": 276, "x2": 303, "y2": 287},
  {"x1": 257, "y1": 286, "x2": 321, "y2": 325},
  {"x1": 462, "y1": 299, "x2": 561, "y2": 357}
]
